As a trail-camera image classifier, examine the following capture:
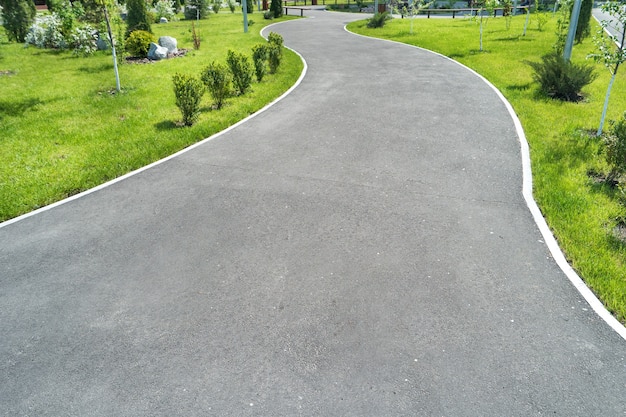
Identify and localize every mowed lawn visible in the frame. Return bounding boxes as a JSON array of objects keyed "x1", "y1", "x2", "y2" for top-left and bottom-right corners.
[
  {"x1": 349, "y1": 12, "x2": 626, "y2": 324},
  {"x1": 0, "y1": 13, "x2": 302, "y2": 222}
]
